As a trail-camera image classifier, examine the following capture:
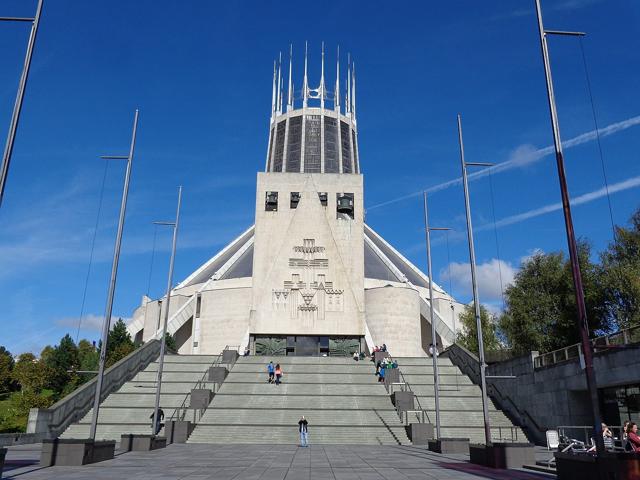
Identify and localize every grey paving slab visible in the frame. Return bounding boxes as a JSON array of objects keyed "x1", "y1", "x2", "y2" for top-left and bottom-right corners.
[{"x1": 2, "y1": 443, "x2": 555, "y2": 480}]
